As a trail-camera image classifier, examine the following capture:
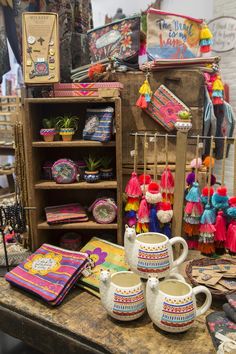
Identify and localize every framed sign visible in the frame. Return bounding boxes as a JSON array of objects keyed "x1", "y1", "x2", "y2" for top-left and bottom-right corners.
[
  {"x1": 22, "y1": 13, "x2": 60, "y2": 84},
  {"x1": 208, "y1": 16, "x2": 236, "y2": 53}
]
